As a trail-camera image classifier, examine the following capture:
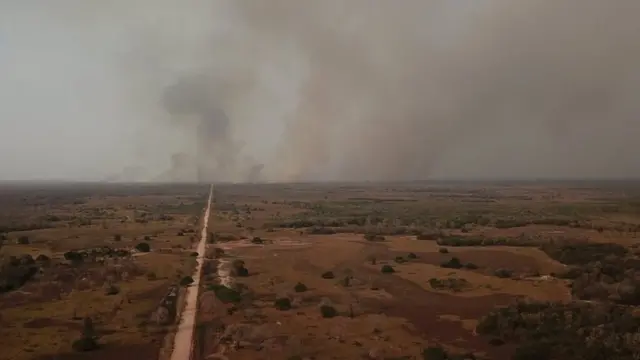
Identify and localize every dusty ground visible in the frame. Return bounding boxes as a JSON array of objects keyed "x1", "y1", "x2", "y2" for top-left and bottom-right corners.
[
  {"x1": 0, "y1": 183, "x2": 209, "y2": 360},
  {"x1": 195, "y1": 181, "x2": 640, "y2": 360},
  {"x1": 4, "y1": 181, "x2": 640, "y2": 360}
]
